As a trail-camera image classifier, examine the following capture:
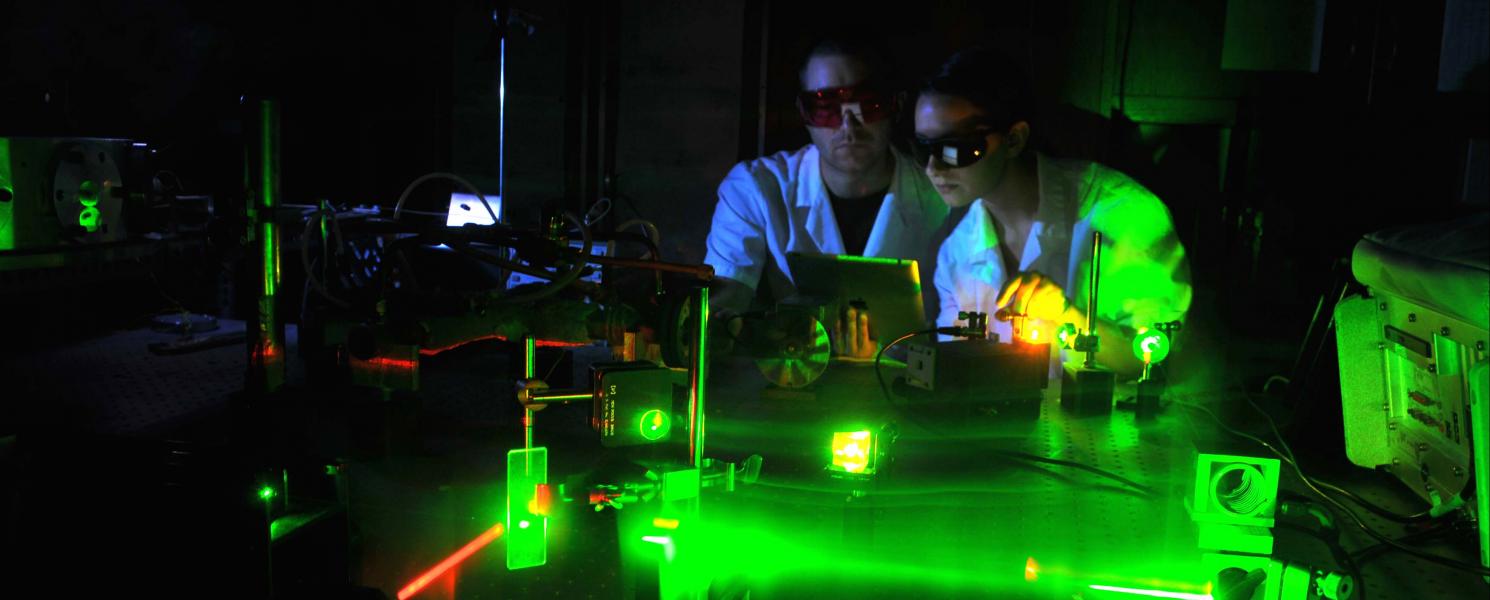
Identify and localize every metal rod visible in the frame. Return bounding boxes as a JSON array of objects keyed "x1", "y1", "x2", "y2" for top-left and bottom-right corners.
[
  {"x1": 585, "y1": 255, "x2": 715, "y2": 281},
  {"x1": 523, "y1": 336, "x2": 535, "y2": 453},
  {"x1": 1085, "y1": 231, "x2": 1102, "y2": 368},
  {"x1": 687, "y1": 286, "x2": 709, "y2": 467},
  {"x1": 246, "y1": 98, "x2": 284, "y2": 394},
  {"x1": 526, "y1": 391, "x2": 592, "y2": 404}
]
